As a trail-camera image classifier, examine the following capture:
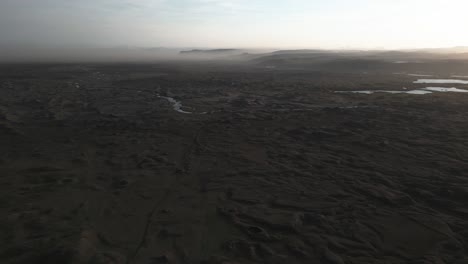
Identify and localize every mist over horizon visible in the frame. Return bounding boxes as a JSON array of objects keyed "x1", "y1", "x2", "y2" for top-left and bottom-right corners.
[{"x1": 2, "y1": 44, "x2": 468, "y2": 63}]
